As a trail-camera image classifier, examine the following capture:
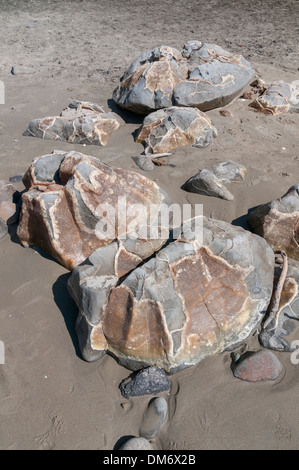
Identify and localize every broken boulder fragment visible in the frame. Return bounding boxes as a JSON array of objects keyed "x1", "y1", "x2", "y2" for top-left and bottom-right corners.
[
  {"x1": 259, "y1": 260, "x2": 299, "y2": 352},
  {"x1": 248, "y1": 184, "x2": 299, "y2": 261},
  {"x1": 182, "y1": 161, "x2": 247, "y2": 200},
  {"x1": 136, "y1": 106, "x2": 217, "y2": 154},
  {"x1": 250, "y1": 80, "x2": 299, "y2": 115},
  {"x1": 17, "y1": 150, "x2": 171, "y2": 270},
  {"x1": 23, "y1": 101, "x2": 124, "y2": 146},
  {"x1": 119, "y1": 367, "x2": 171, "y2": 399},
  {"x1": 113, "y1": 41, "x2": 254, "y2": 114},
  {"x1": 68, "y1": 216, "x2": 274, "y2": 373}
]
